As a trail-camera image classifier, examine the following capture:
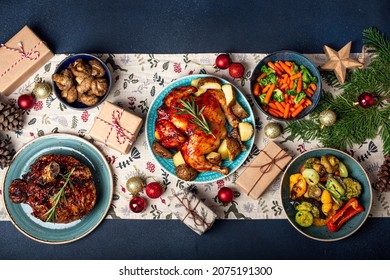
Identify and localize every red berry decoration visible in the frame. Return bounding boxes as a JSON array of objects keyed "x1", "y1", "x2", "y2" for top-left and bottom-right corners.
[
  {"x1": 218, "y1": 187, "x2": 234, "y2": 203},
  {"x1": 18, "y1": 94, "x2": 35, "y2": 110},
  {"x1": 129, "y1": 197, "x2": 146, "y2": 213},
  {"x1": 215, "y1": 53, "x2": 232, "y2": 69},
  {"x1": 357, "y1": 92, "x2": 378, "y2": 108},
  {"x1": 228, "y1": 62, "x2": 245, "y2": 78},
  {"x1": 145, "y1": 182, "x2": 164, "y2": 199}
]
